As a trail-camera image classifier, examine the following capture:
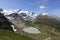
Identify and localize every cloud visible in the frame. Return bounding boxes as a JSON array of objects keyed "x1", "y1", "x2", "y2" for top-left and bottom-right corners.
[{"x1": 39, "y1": 6, "x2": 46, "y2": 9}]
